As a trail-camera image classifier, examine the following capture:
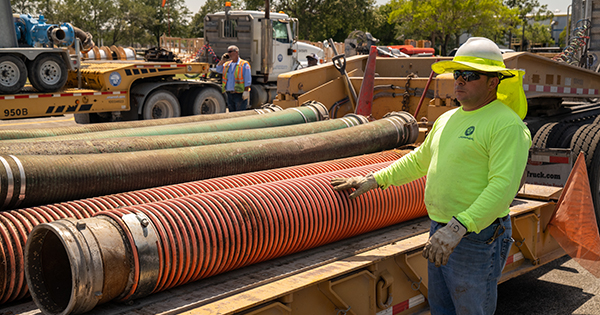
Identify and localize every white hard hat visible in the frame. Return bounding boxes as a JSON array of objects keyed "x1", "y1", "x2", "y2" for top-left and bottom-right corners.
[
  {"x1": 432, "y1": 37, "x2": 514, "y2": 77},
  {"x1": 455, "y1": 37, "x2": 503, "y2": 63},
  {"x1": 431, "y1": 37, "x2": 528, "y2": 120}
]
